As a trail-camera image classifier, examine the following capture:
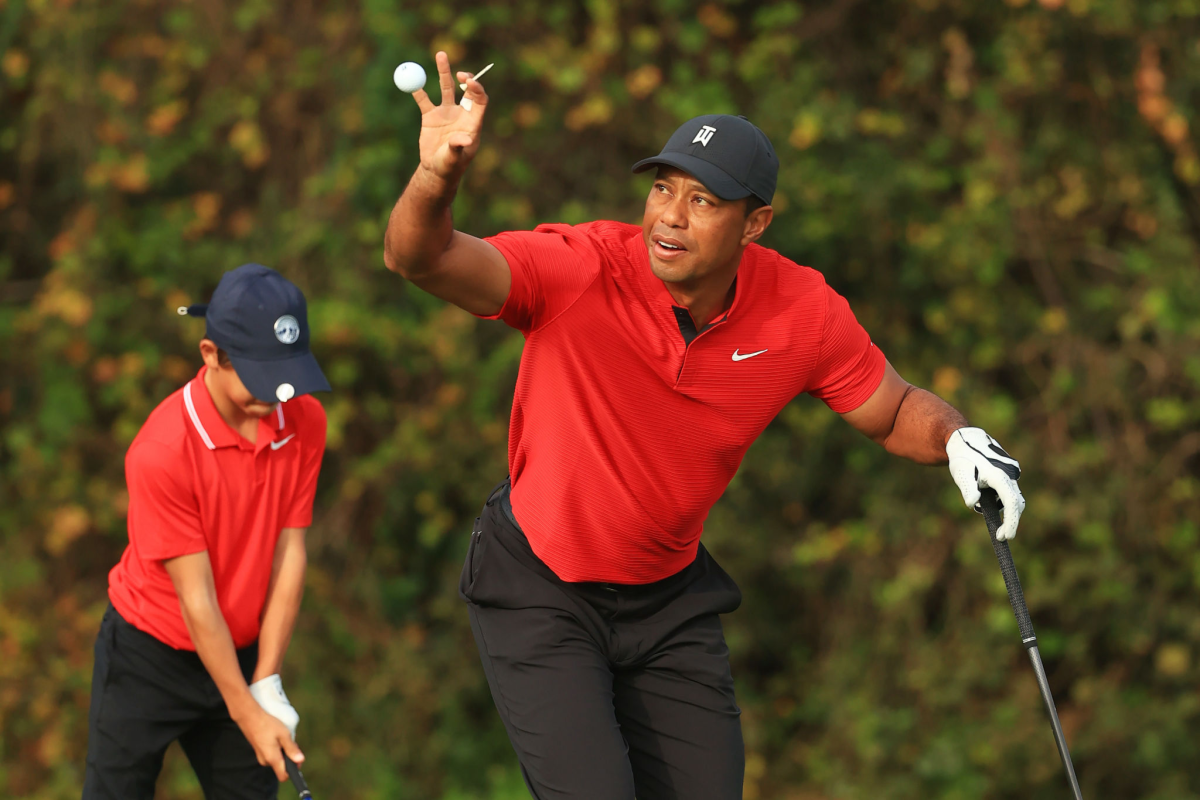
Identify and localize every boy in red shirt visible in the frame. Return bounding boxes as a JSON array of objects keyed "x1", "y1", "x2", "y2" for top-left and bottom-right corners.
[{"x1": 83, "y1": 264, "x2": 329, "y2": 800}]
